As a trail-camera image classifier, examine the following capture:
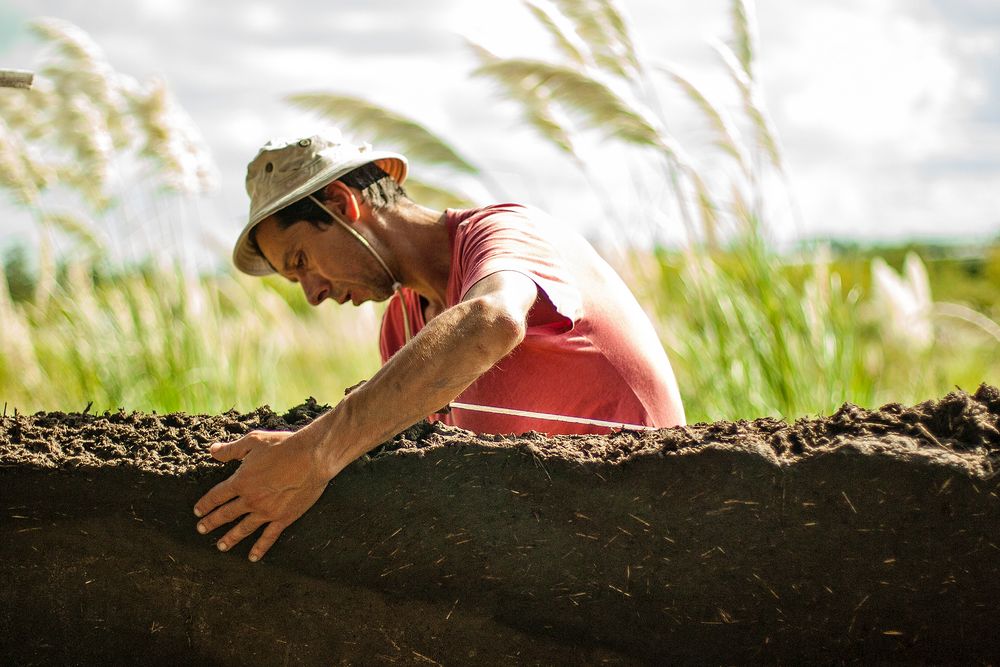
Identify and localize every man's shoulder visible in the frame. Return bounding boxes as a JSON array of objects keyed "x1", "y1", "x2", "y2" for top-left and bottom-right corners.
[
  {"x1": 450, "y1": 202, "x2": 573, "y2": 240},
  {"x1": 449, "y1": 202, "x2": 531, "y2": 227}
]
